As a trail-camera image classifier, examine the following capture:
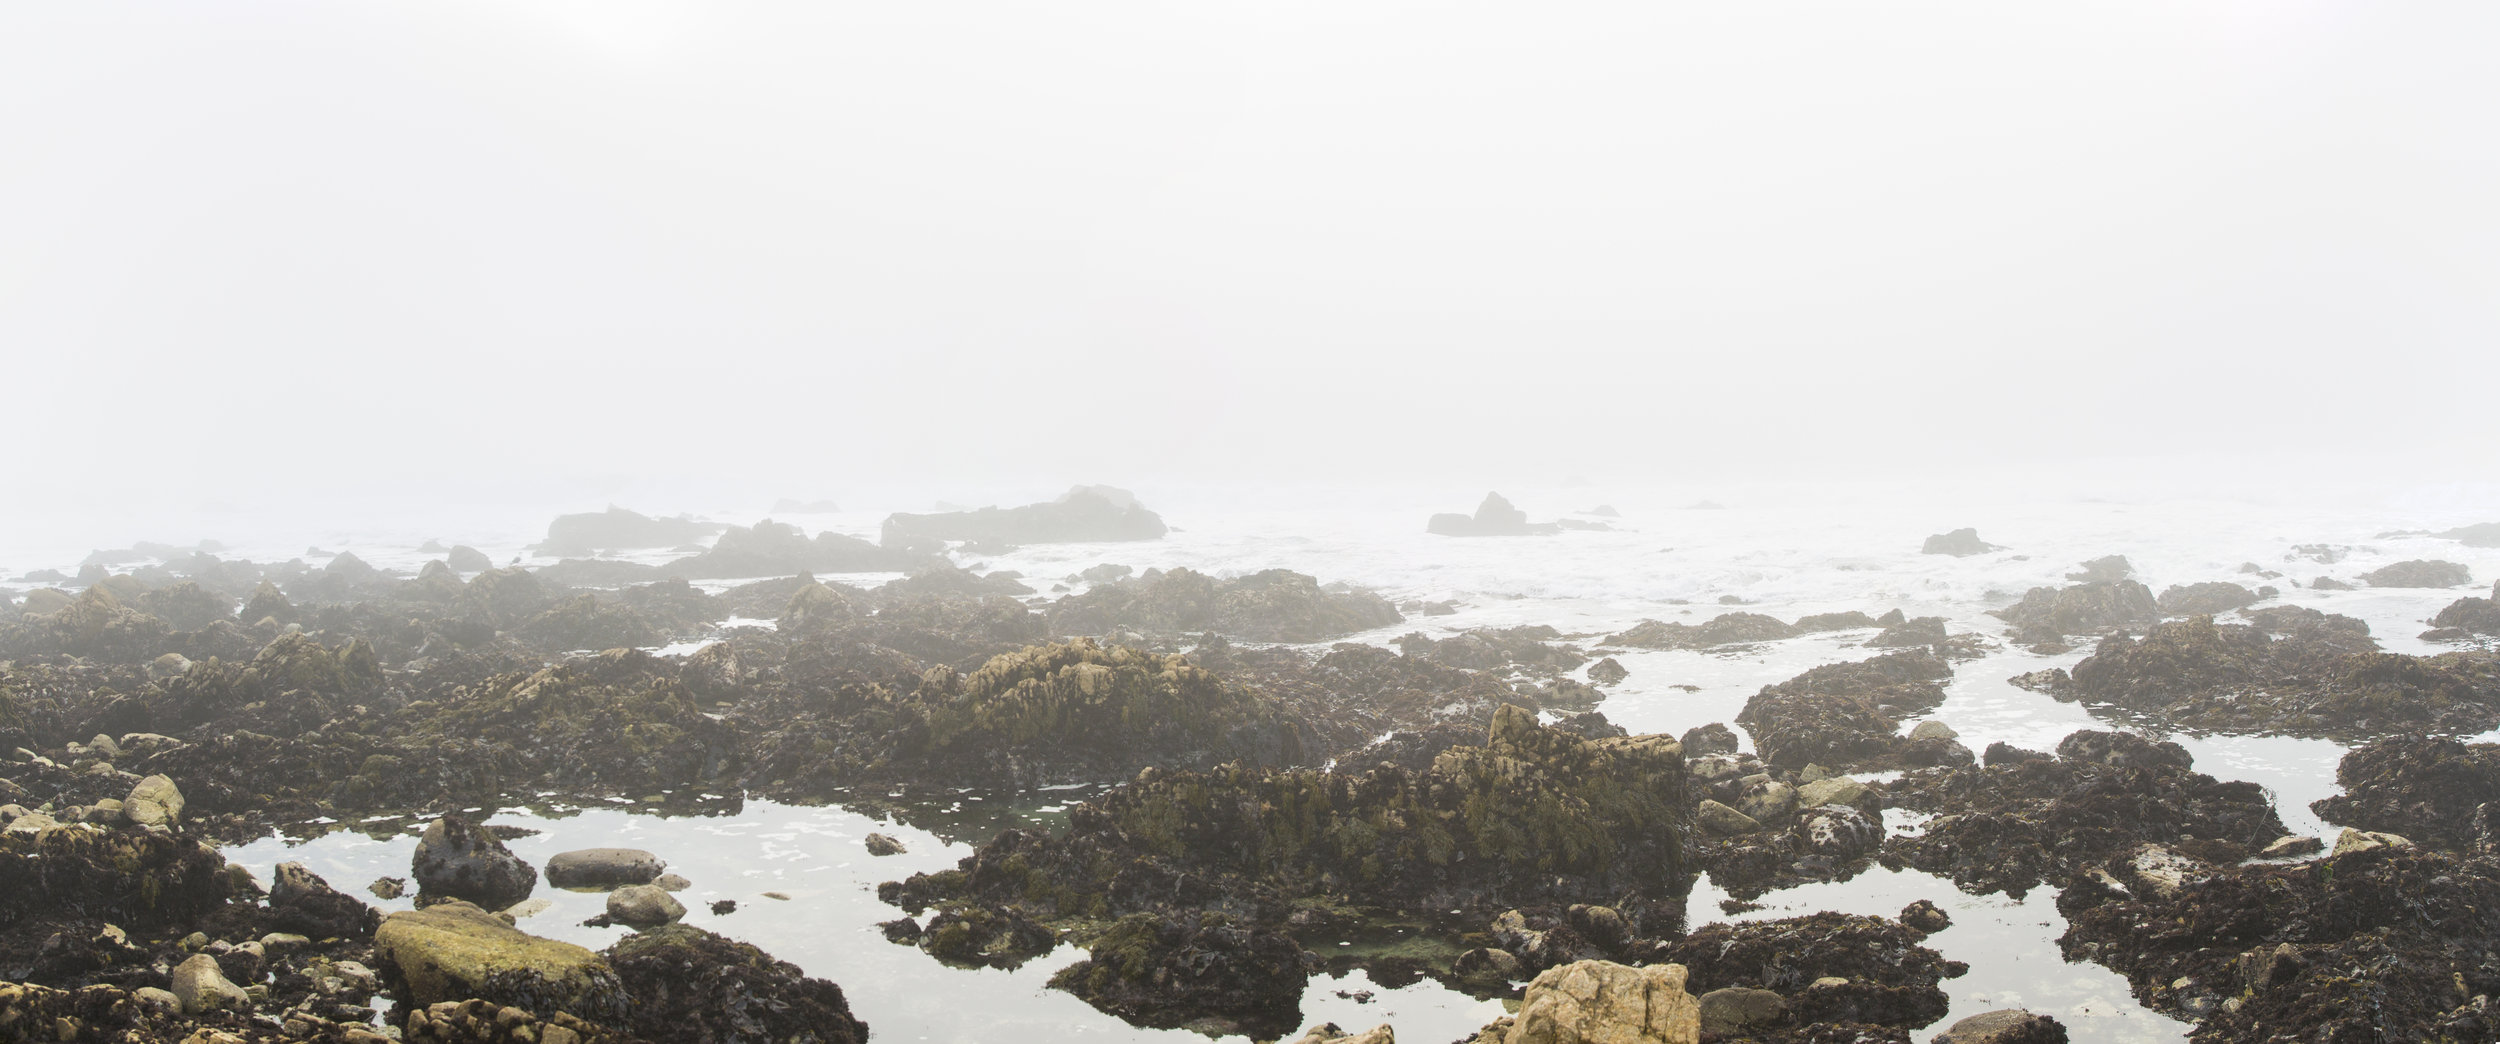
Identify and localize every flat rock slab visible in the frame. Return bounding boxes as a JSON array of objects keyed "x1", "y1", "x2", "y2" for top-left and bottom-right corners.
[{"x1": 545, "y1": 848, "x2": 667, "y2": 888}]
